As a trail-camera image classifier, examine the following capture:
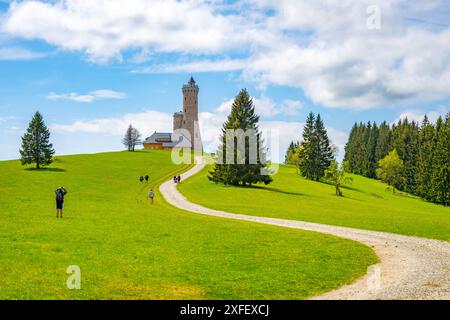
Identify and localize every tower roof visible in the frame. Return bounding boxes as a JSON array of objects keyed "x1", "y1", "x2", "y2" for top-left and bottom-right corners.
[{"x1": 188, "y1": 76, "x2": 196, "y2": 85}]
